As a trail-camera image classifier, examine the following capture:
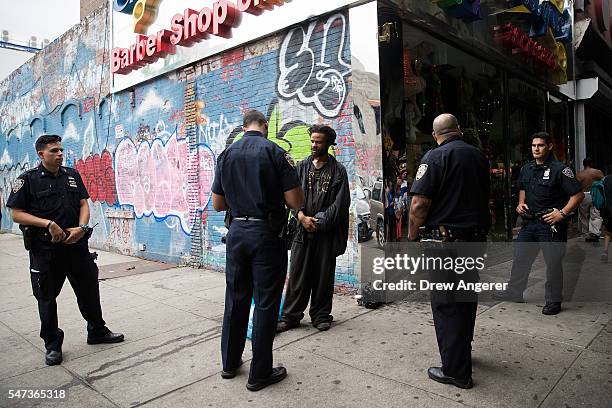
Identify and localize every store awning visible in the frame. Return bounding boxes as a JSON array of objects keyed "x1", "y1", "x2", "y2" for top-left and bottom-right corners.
[
  {"x1": 560, "y1": 77, "x2": 612, "y2": 115},
  {"x1": 574, "y1": 18, "x2": 612, "y2": 75}
]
